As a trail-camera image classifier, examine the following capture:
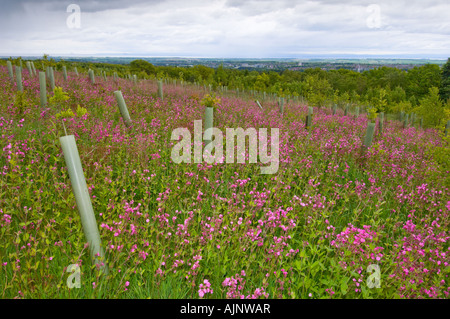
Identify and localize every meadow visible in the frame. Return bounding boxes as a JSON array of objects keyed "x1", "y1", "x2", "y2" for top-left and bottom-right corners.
[{"x1": 0, "y1": 65, "x2": 449, "y2": 299}]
